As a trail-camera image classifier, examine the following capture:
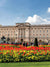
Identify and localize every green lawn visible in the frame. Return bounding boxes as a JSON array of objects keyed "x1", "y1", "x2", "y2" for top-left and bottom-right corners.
[{"x1": 0, "y1": 62, "x2": 50, "y2": 67}]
